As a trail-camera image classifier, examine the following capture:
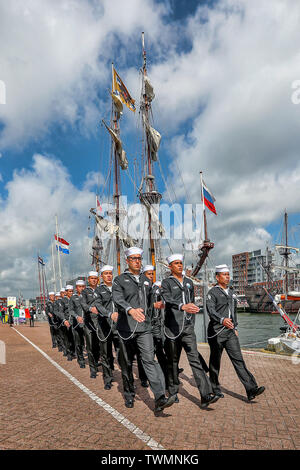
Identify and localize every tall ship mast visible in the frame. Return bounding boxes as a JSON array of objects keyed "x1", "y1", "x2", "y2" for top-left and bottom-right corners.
[
  {"x1": 90, "y1": 62, "x2": 138, "y2": 275},
  {"x1": 90, "y1": 34, "x2": 213, "y2": 282},
  {"x1": 138, "y1": 32, "x2": 164, "y2": 281}
]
